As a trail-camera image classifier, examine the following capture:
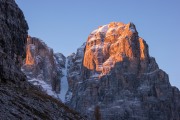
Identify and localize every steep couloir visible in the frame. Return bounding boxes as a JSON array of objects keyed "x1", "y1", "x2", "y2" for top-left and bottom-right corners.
[{"x1": 0, "y1": 0, "x2": 85, "y2": 119}]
